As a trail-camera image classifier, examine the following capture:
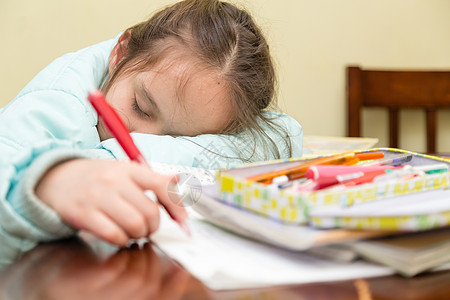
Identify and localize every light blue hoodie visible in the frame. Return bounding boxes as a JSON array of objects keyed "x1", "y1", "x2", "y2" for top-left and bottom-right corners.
[{"x1": 0, "y1": 34, "x2": 303, "y2": 267}]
